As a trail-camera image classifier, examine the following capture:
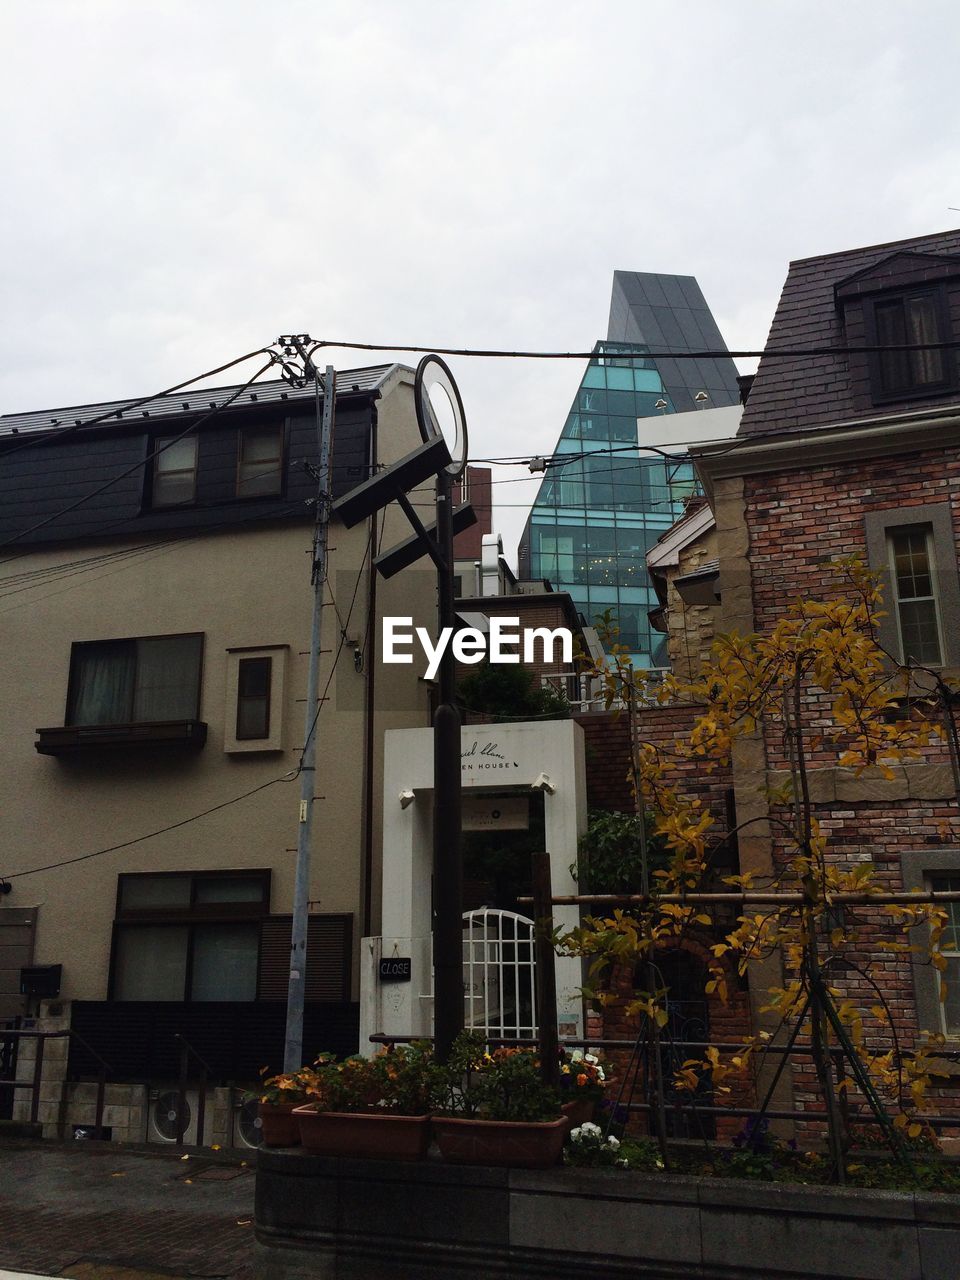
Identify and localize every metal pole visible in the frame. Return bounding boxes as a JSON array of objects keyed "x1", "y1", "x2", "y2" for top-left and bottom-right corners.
[
  {"x1": 432, "y1": 469, "x2": 464, "y2": 1063},
  {"x1": 532, "y1": 852, "x2": 560, "y2": 1088},
  {"x1": 284, "y1": 364, "x2": 336, "y2": 1072}
]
